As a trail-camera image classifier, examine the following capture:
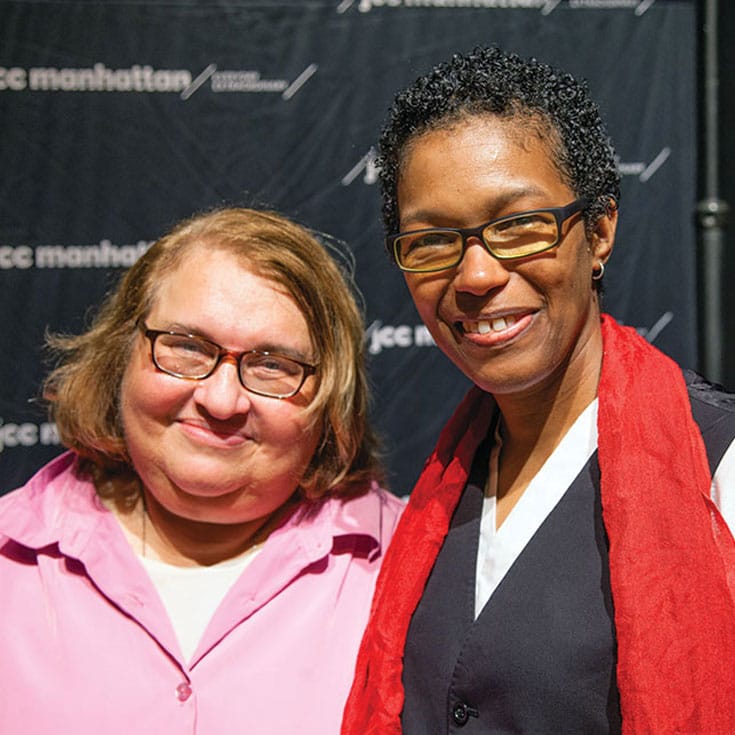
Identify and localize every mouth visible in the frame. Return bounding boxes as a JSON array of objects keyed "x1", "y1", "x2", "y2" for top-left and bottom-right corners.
[
  {"x1": 461, "y1": 314, "x2": 519, "y2": 335},
  {"x1": 454, "y1": 311, "x2": 534, "y2": 343},
  {"x1": 177, "y1": 419, "x2": 251, "y2": 448}
]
